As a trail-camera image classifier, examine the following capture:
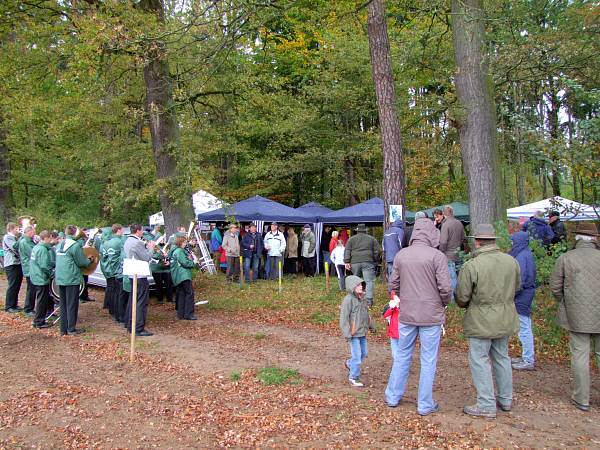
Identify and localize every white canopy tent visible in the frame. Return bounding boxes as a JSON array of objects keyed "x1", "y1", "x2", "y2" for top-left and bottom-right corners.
[
  {"x1": 148, "y1": 190, "x2": 223, "y2": 226},
  {"x1": 507, "y1": 196, "x2": 598, "y2": 221}
]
